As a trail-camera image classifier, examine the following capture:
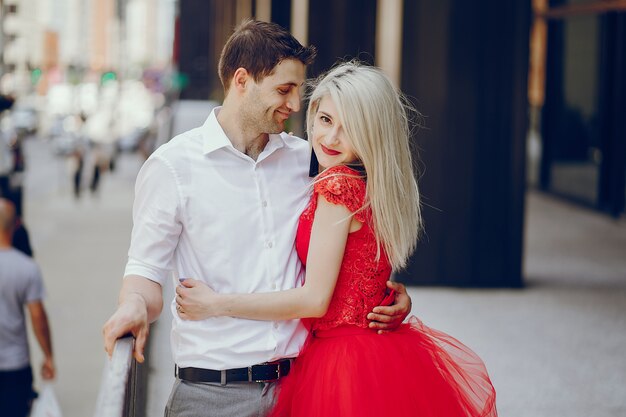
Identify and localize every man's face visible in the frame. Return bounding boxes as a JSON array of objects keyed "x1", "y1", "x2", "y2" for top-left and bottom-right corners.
[{"x1": 240, "y1": 59, "x2": 306, "y2": 134}]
